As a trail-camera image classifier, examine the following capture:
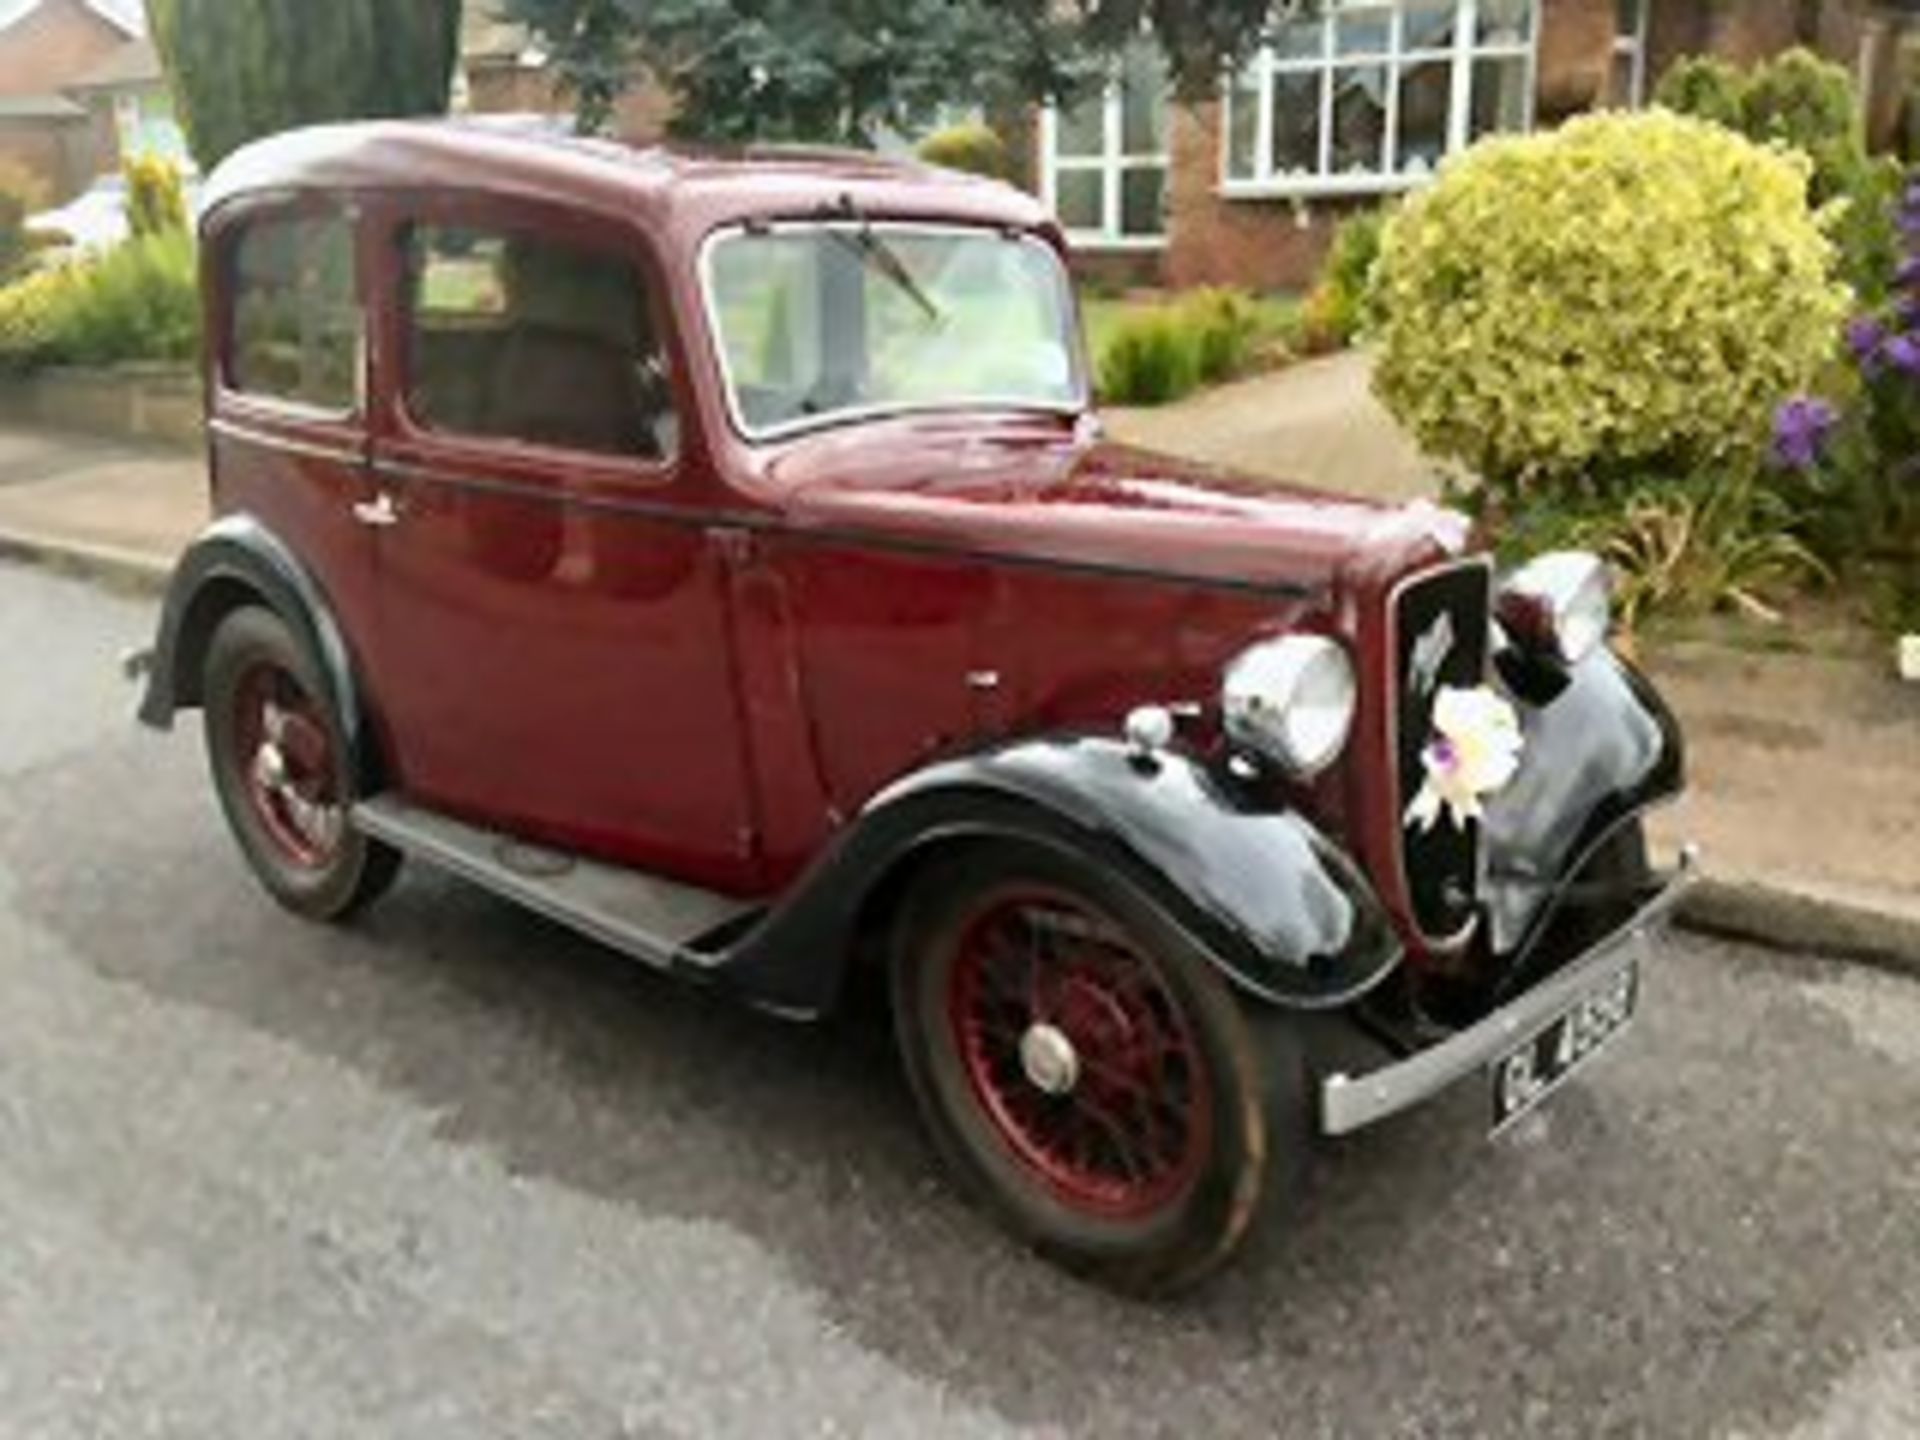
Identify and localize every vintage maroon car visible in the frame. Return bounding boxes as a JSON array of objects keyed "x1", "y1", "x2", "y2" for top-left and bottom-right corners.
[{"x1": 138, "y1": 118, "x2": 1694, "y2": 1292}]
